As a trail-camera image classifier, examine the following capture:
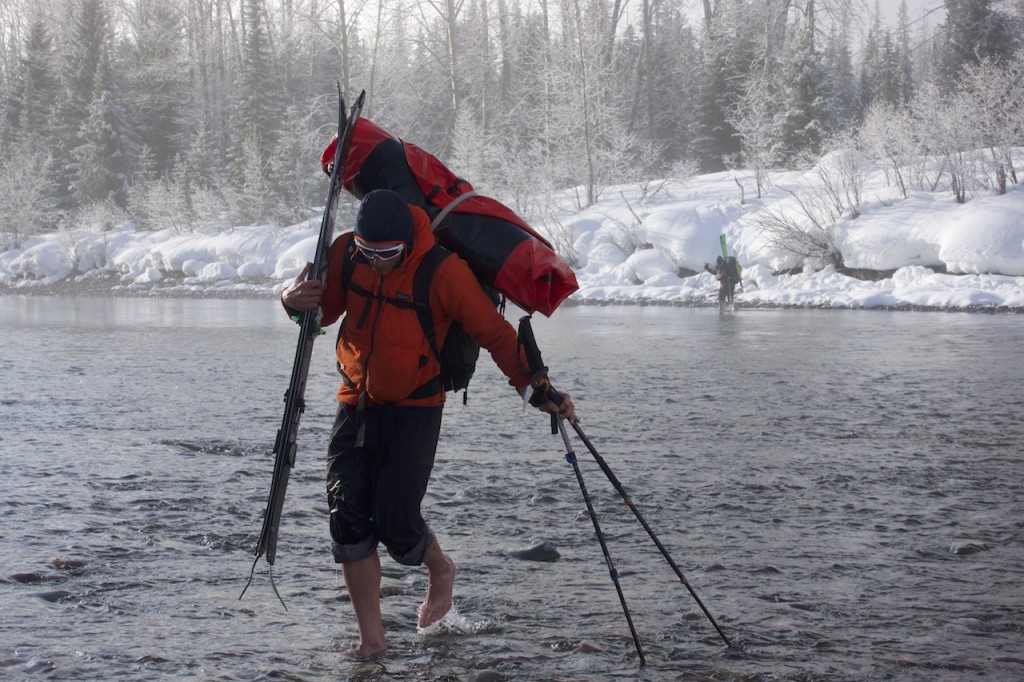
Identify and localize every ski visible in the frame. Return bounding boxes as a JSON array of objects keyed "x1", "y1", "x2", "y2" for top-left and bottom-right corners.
[{"x1": 242, "y1": 87, "x2": 365, "y2": 603}]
